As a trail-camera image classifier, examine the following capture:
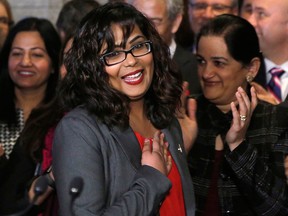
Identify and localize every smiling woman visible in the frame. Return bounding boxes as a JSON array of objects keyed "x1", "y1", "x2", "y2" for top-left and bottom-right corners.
[
  {"x1": 53, "y1": 2, "x2": 197, "y2": 216},
  {"x1": 187, "y1": 14, "x2": 288, "y2": 215},
  {"x1": 0, "y1": 17, "x2": 61, "y2": 215}
]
